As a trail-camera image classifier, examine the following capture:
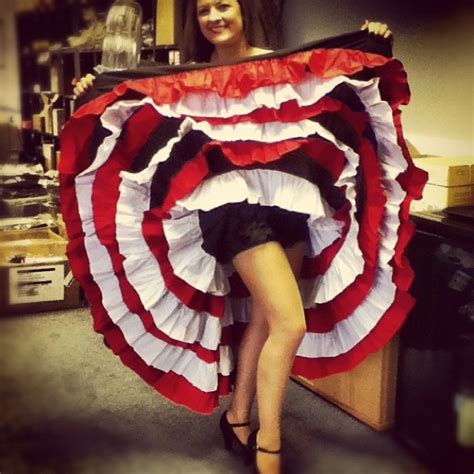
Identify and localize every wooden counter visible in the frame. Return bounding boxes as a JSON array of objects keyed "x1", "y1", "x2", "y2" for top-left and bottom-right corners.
[{"x1": 292, "y1": 336, "x2": 399, "y2": 431}]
